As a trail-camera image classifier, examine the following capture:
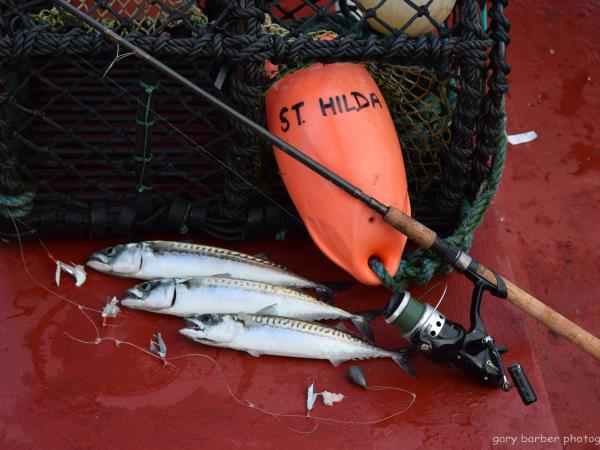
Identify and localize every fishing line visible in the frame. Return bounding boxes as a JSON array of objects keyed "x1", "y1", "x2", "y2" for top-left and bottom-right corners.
[
  {"x1": 2, "y1": 209, "x2": 102, "y2": 315},
  {"x1": 89, "y1": 62, "x2": 304, "y2": 228},
  {"x1": 0, "y1": 1, "x2": 304, "y2": 229},
  {"x1": 6, "y1": 211, "x2": 180, "y2": 369},
  {"x1": 4, "y1": 208, "x2": 415, "y2": 433},
  {"x1": 2, "y1": 3, "x2": 416, "y2": 432},
  {"x1": 433, "y1": 282, "x2": 448, "y2": 312},
  {"x1": 102, "y1": 42, "x2": 135, "y2": 78},
  {"x1": 167, "y1": 352, "x2": 319, "y2": 434},
  {"x1": 64, "y1": 332, "x2": 179, "y2": 369},
  {"x1": 415, "y1": 280, "x2": 449, "y2": 312},
  {"x1": 168, "y1": 353, "x2": 416, "y2": 434},
  {"x1": 2, "y1": 208, "x2": 162, "y2": 359}
]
